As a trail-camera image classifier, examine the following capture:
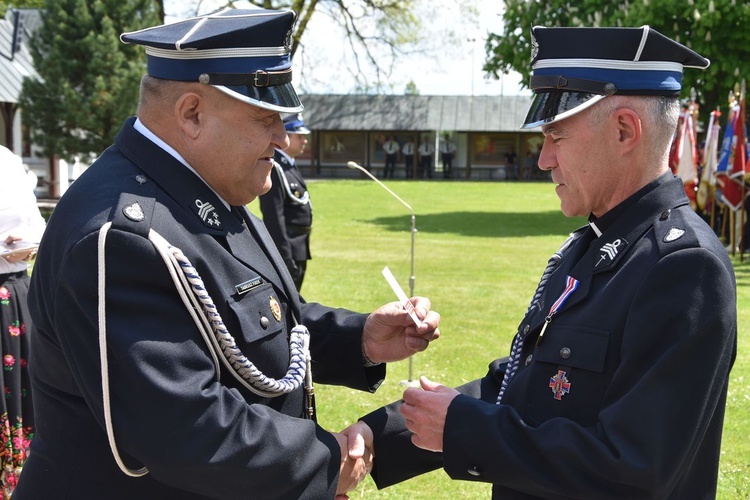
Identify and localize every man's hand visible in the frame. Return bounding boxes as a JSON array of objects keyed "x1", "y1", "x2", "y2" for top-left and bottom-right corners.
[
  {"x1": 333, "y1": 427, "x2": 373, "y2": 499},
  {"x1": 400, "y1": 376, "x2": 460, "y2": 452},
  {"x1": 341, "y1": 420, "x2": 374, "y2": 460},
  {"x1": 363, "y1": 297, "x2": 440, "y2": 364}
]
